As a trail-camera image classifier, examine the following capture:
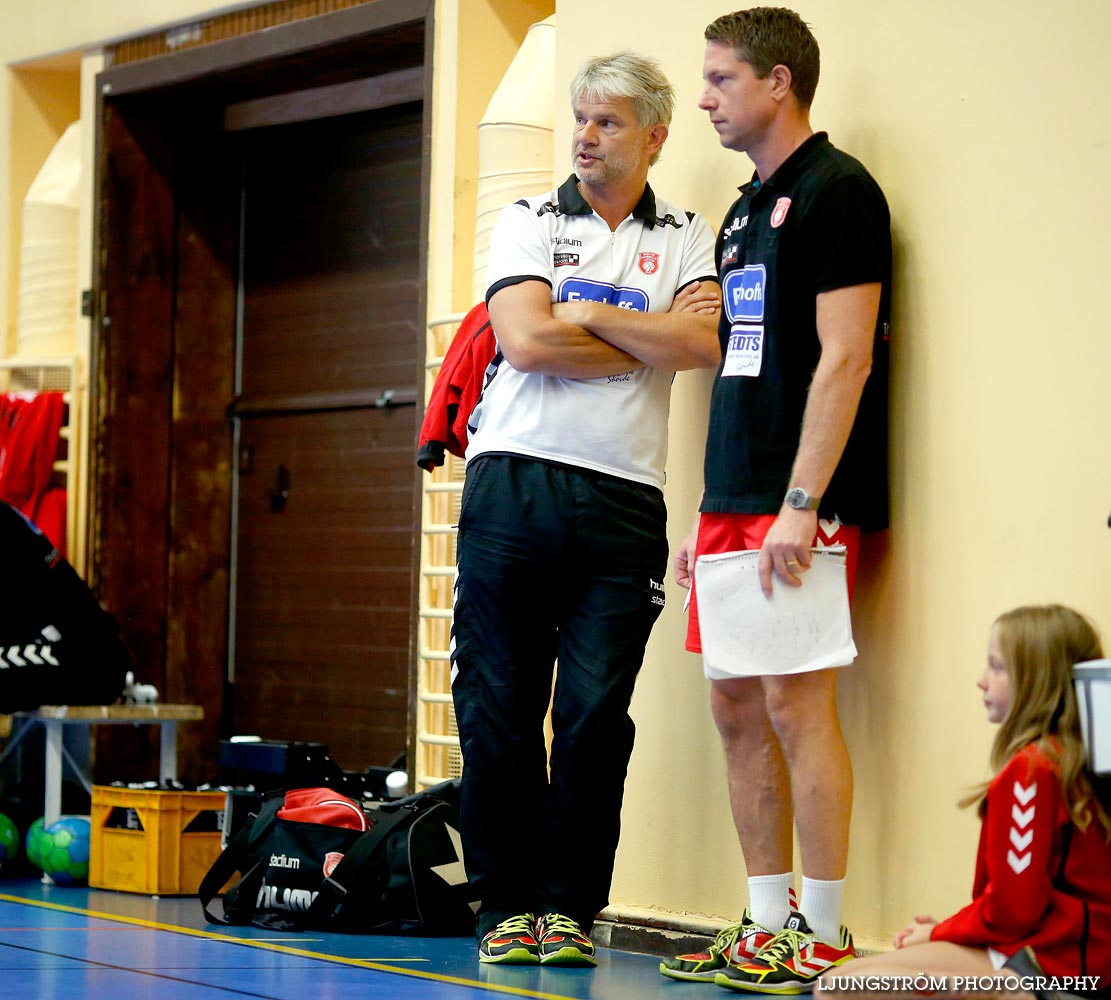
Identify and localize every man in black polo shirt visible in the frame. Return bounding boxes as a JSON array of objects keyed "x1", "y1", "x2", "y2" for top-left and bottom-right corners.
[{"x1": 661, "y1": 8, "x2": 891, "y2": 993}]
